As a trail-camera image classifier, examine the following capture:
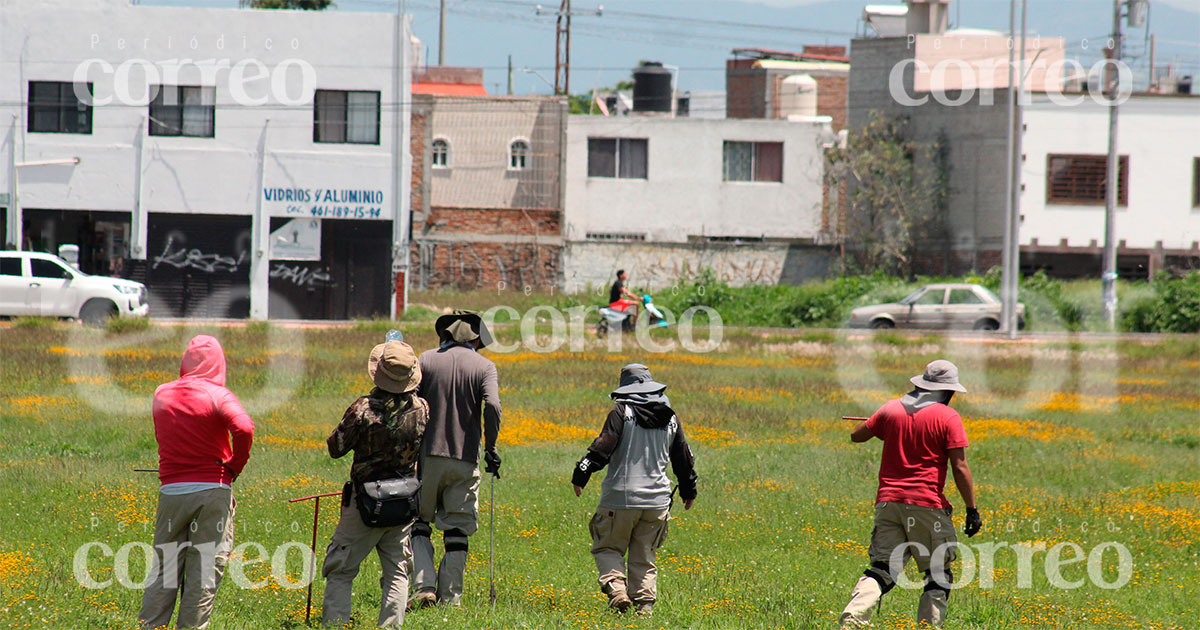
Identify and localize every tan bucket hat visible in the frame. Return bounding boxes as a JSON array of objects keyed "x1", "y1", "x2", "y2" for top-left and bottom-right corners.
[
  {"x1": 910, "y1": 359, "x2": 967, "y2": 393},
  {"x1": 367, "y1": 341, "x2": 421, "y2": 393}
]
